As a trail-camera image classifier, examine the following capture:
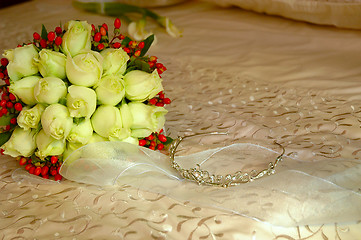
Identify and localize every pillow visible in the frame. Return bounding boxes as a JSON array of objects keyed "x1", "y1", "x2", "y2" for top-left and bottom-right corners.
[{"x1": 203, "y1": 0, "x2": 361, "y2": 29}]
